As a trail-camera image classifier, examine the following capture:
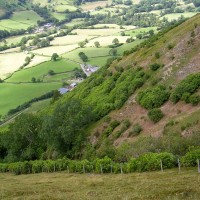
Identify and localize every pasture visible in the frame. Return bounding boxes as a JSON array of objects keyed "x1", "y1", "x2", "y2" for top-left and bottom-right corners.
[
  {"x1": 63, "y1": 47, "x2": 111, "y2": 63},
  {"x1": 80, "y1": 1, "x2": 110, "y2": 11},
  {"x1": 51, "y1": 35, "x2": 93, "y2": 46},
  {"x1": 86, "y1": 36, "x2": 130, "y2": 47},
  {"x1": 123, "y1": 27, "x2": 158, "y2": 37},
  {"x1": 0, "y1": 52, "x2": 28, "y2": 79},
  {"x1": 160, "y1": 12, "x2": 198, "y2": 21},
  {"x1": 54, "y1": 4, "x2": 77, "y2": 12},
  {"x1": 0, "y1": 82, "x2": 61, "y2": 116},
  {"x1": 32, "y1": 44, "x2": 78, "y2": 56},
  {"x1": 0, "y1": 168, "x2": 199, "y2": 199},
  {"x1": 0, "y1": 11, "x2": 41, "y2": 30},
  {"x1": 6, "y1": 59, "x2": 79, "y2": 83},
  {"x1": 10, "y1": 11, "x2": 42, "y2": 26},
  {"x1": 72, "y1": 28, "x2": 122, "y2": 36}
]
